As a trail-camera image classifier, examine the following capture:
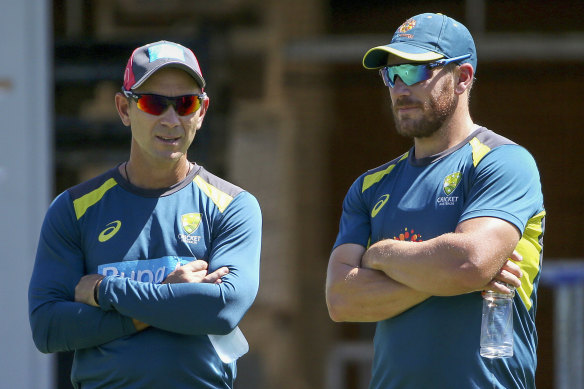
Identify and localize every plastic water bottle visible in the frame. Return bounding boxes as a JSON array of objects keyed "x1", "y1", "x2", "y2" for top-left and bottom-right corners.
[
  {"x1": 480, "y1": 285, "x2": 515, "y2": 358},
  {"x1": 208, "y1": 326, "x2": 249, "y2": 363}
]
